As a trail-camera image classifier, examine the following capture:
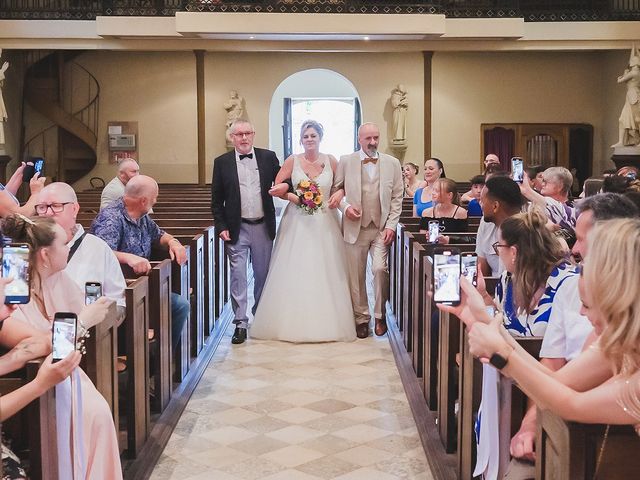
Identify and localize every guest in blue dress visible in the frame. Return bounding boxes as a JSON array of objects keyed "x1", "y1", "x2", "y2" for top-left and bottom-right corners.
[{"x1": 413, "y1": 157, "x2": 445, "y2": 217}]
